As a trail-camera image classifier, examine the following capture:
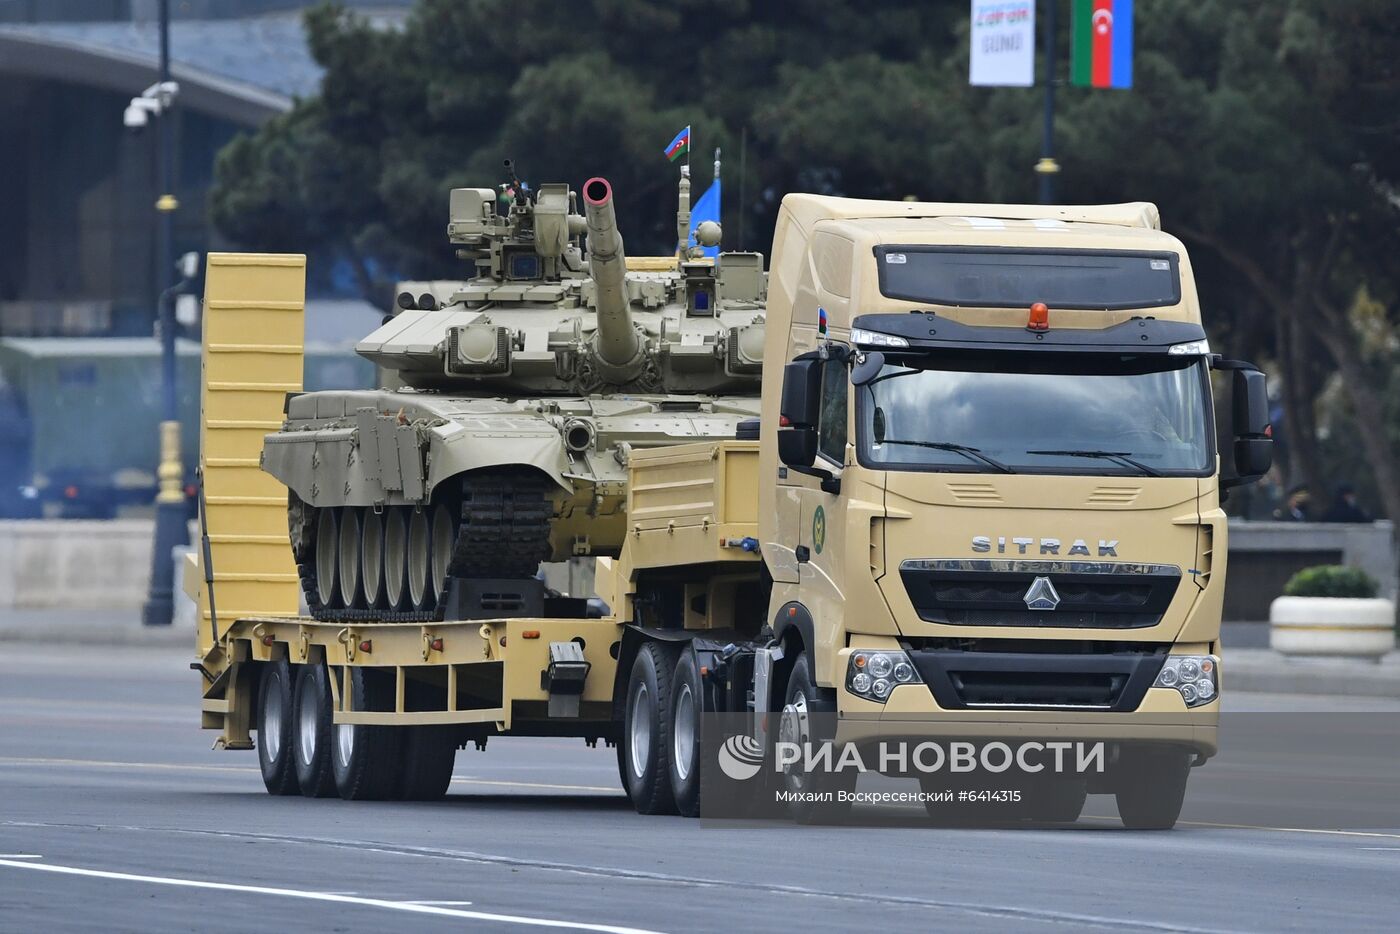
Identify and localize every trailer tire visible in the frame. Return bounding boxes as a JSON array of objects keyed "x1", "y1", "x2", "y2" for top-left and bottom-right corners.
[
  {"x1": 667, "y1": 647, "x2": 704, "y2": 818},
  {"x1": 333, "y1": 668, "x2": 403, "y2": 800},
  {"x1": 256, "y1": 659, "x2": 300, "y2": 796},
  {"x1": 292, "y1": 663, "x2": 337, "y2": 798},
  {"x1": 397, "y1": 726, "x2": 457, "y2": 801},
  {"x1": 1116, "y1": 746, "x2": 1191, "y2": 830},
  {"x1": 621, "y1": 641, "x2": 679, "y2": 815}
]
